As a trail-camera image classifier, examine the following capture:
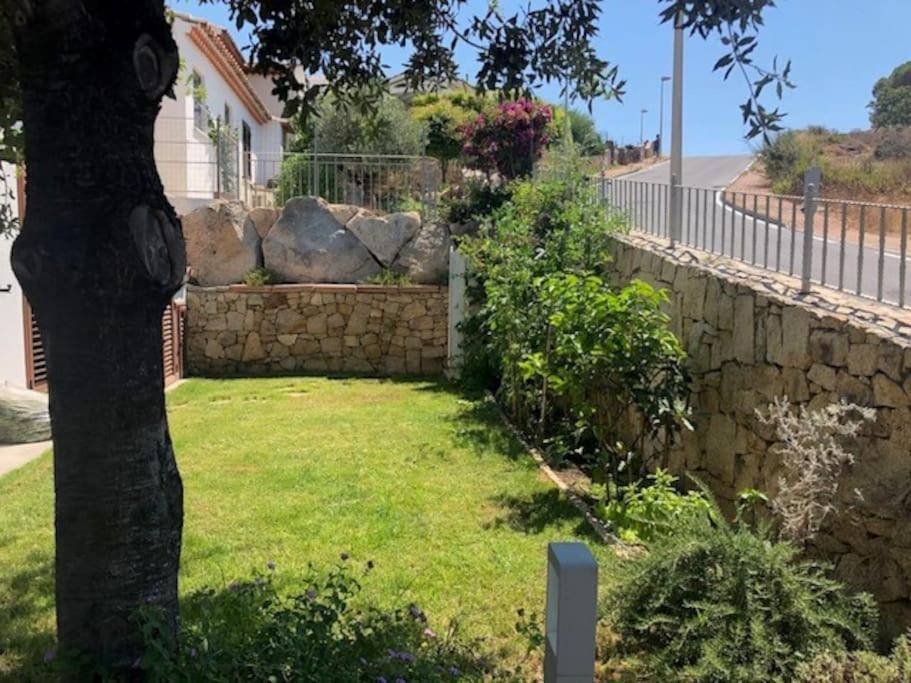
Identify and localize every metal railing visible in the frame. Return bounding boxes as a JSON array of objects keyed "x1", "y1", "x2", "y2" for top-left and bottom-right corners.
[
  {"x1": 250, "y1": 152, "x2": 442, "y2": 214},
  {"x1": 599, "y1": 174, "x2": 911, "y2": 309},
  {"x1": 153, "y1": 116, "x2": 442, "y2": 215}
]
